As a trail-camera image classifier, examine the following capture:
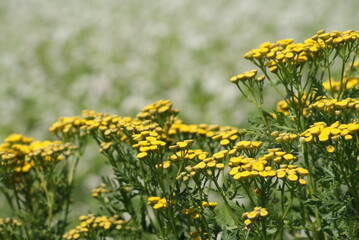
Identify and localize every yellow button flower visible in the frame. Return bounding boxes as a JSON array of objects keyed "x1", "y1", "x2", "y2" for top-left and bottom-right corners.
[
  {"x1": 318, "y1": 134, "x2": 329, "y2": 142},
  {"x1": 137, "y1": 152, "x2": 148, "y2": 159},
  {"x1": 216, "y1": 163, "x2": 225, "y2": 169},
  {"x1": 283, "y1": 154, "x2": 295, "y2": 161},
  {"x1": 299, "y1": 179, "x2": 307, "y2": 185},
  {"x1": 259, "y1": 210, "x2": 269, "y2": 217},
  {"x1": 247, "y1": 211, "x2": 257, "y2": 219},
  {"x1": 277, "y1": 171, "x2": 286, "y2": 179},
  {"x1": 244, "y1": 219, "x2": 252, "y2": 226},
  {"x1": 326, "y1": 145, "x2": 335, "y2": 153},
  {"x1": 288, "y1": 174, "x2": 298, "y2": 182},
  {"x1": 207, "y1": 161, "x2": 216, "y2": 168},
  {"x1": 252, "y1": 161, "x2": 264, "y2": 172}
]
